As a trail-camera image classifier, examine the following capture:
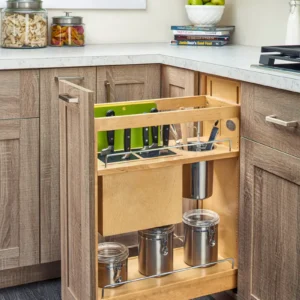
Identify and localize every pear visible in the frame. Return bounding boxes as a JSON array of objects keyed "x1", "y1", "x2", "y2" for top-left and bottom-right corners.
[
  {"x1": 188, "y1": 0, "x2": 203, "y2": 5},
  {"x1": 203, "y1": 0, "x2": 211, "y2": 3},
  {"x1": 211, "y1": 0, "x2": 225, "y2": 5},
  {"x1": 205, "y1": 2, "x2": 214, "y2": 4}
]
